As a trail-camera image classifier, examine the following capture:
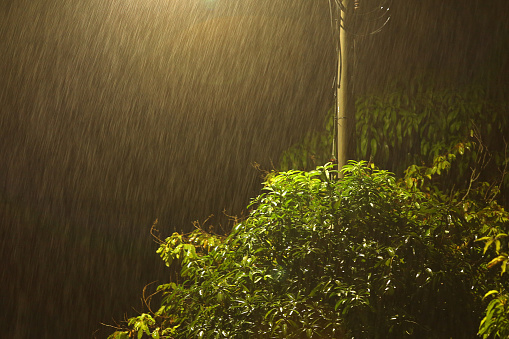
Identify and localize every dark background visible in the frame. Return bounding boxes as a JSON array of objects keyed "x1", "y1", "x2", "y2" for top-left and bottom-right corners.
[{"x1": 1, "y1": 0, "x2": 507, "y2": 337}]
